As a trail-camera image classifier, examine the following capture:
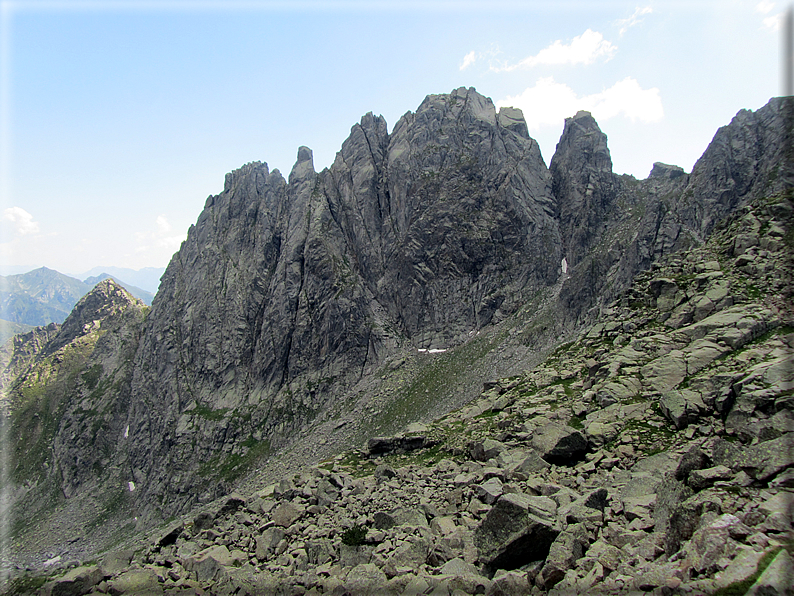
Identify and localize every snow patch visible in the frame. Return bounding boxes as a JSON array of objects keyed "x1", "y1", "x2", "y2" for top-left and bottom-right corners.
[
  {"x1": 128, "y1": 481, "x2": 135, "y2": 492},
  {"x1": 561, "y1": 257, "x2": 568, "y2": 275},
  {"x1": 124, "y1": 425, "x2": 129, "y2": 438}
]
